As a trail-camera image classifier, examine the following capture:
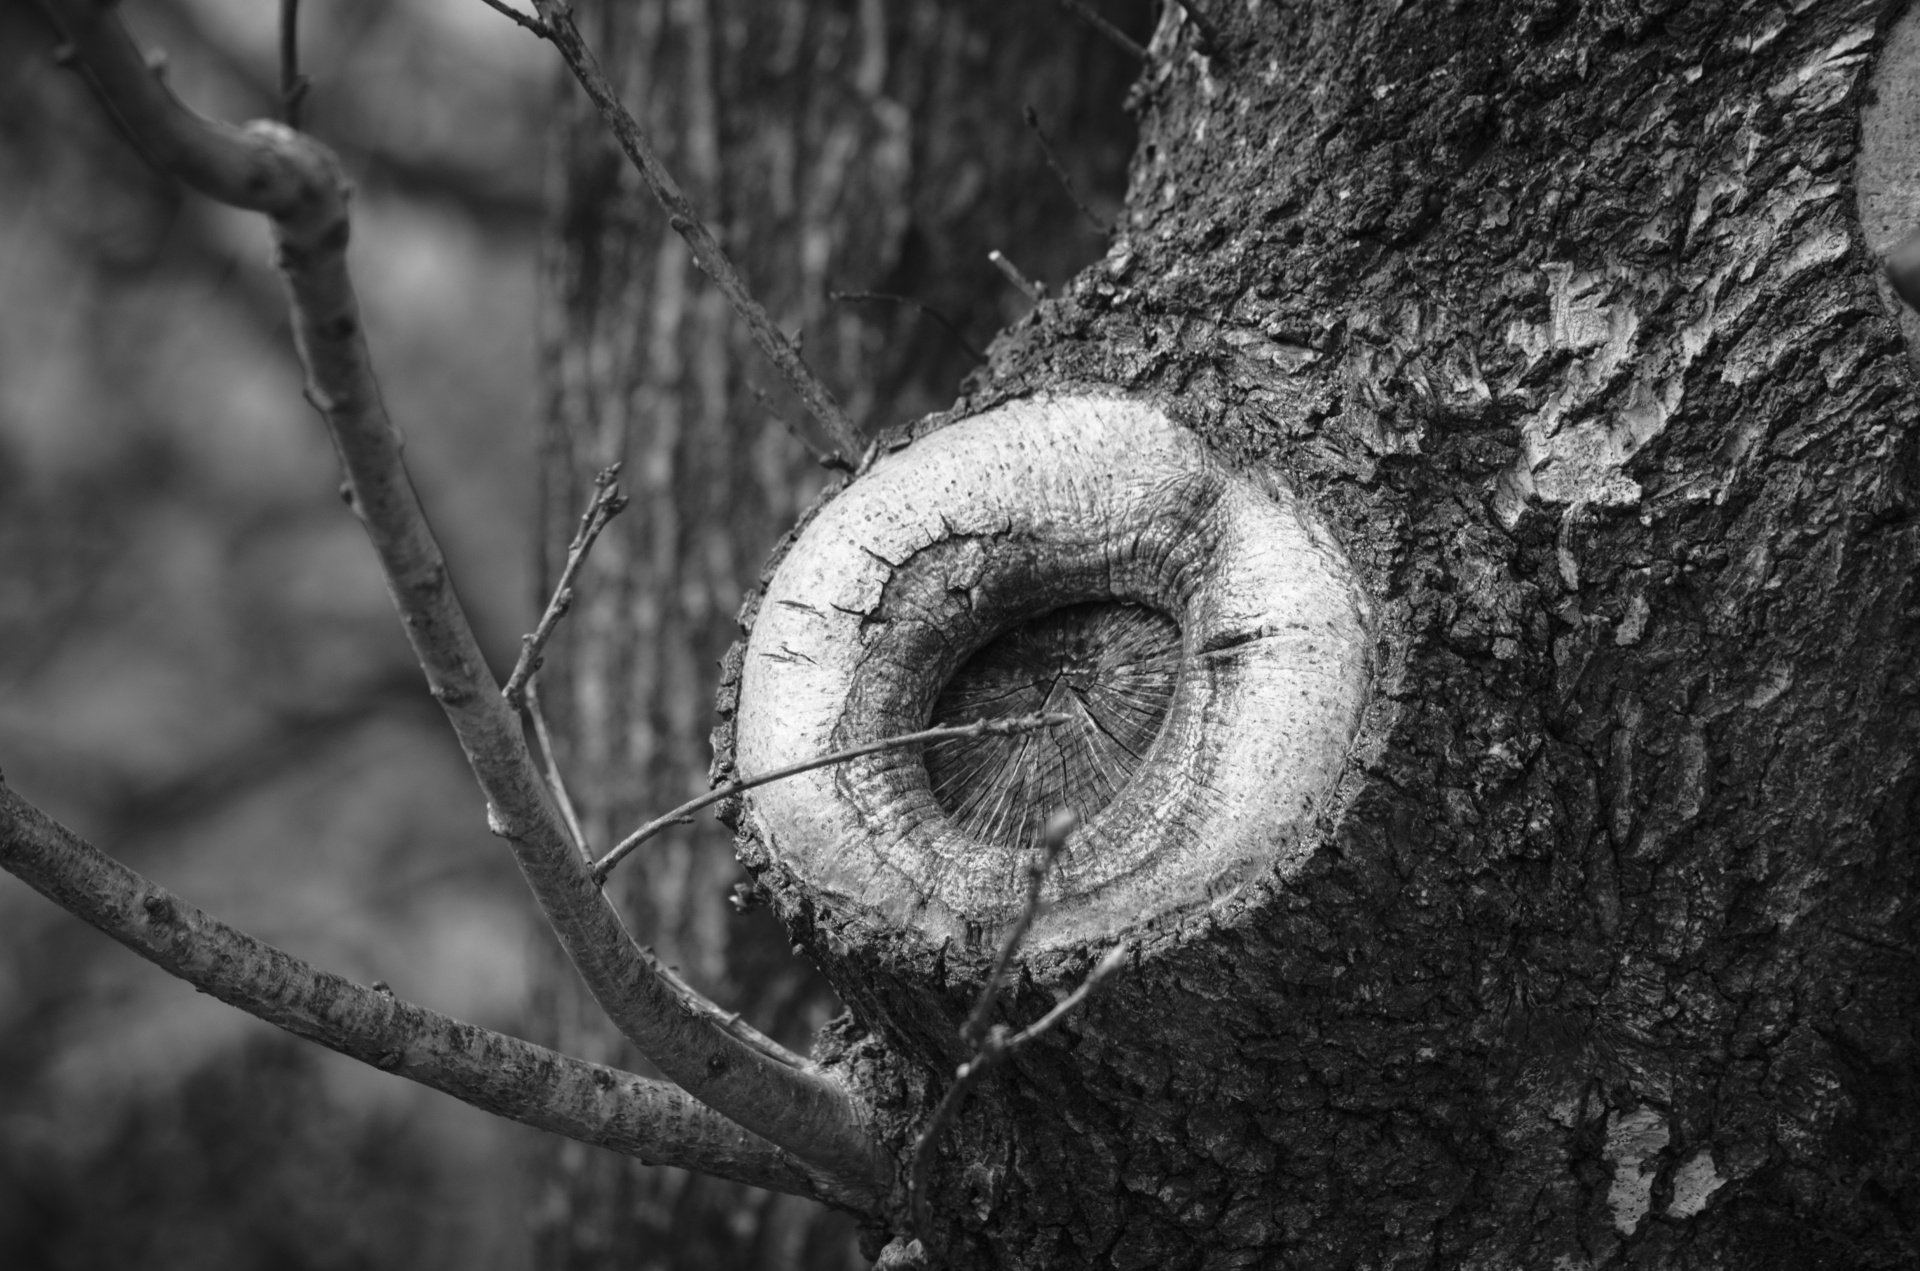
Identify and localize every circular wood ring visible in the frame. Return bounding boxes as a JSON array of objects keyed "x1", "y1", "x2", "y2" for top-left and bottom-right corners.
[{"x1": 736, "y1": 395, "x2": 1370, "y2": 955}]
